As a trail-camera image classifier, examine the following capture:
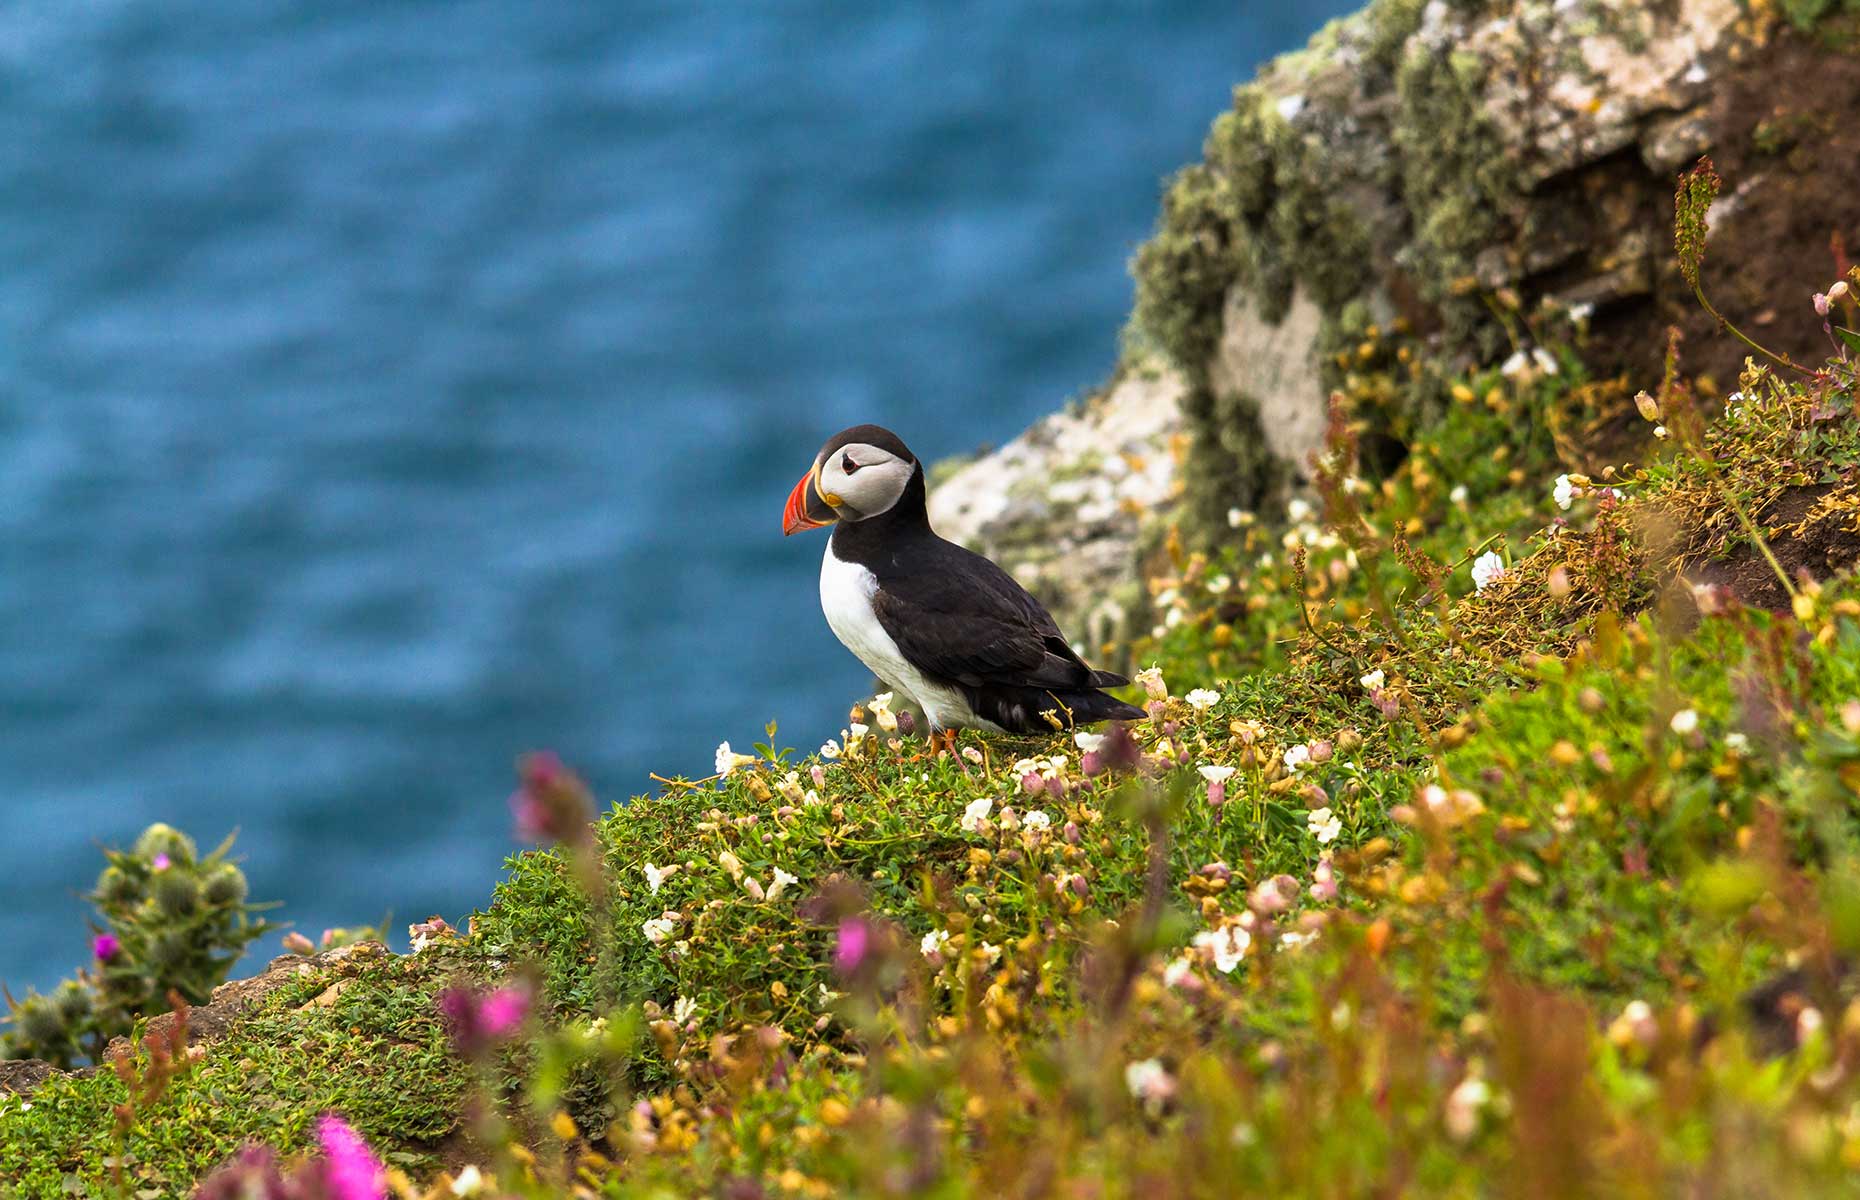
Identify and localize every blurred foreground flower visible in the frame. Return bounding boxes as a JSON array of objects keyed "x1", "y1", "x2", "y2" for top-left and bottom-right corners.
[
  {"x1": 437, "y1": 981, "x2": 531, "y2": 1058},
  {"x1": 509, "y1": 751, "x2": 594, "y2": 848}
]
